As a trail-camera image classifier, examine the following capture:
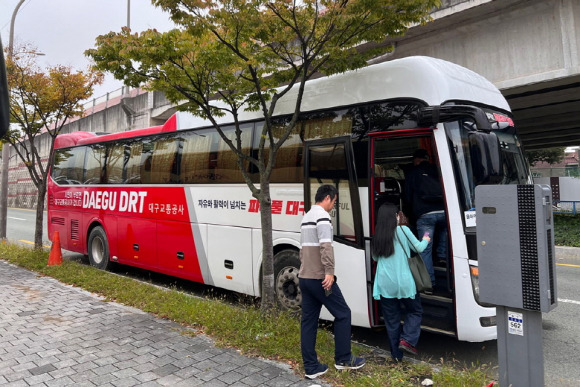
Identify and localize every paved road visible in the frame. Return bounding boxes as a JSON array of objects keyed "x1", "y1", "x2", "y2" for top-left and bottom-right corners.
[
  {"x1": 0, "y1": 260, "x2": 328, "y2": 386},
  {"x1": 5, "y1": 208, "x2": 49, "y2": 247},
  {"x1": 542, "y1": 254, "x2": 580, "y2": 387}
]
